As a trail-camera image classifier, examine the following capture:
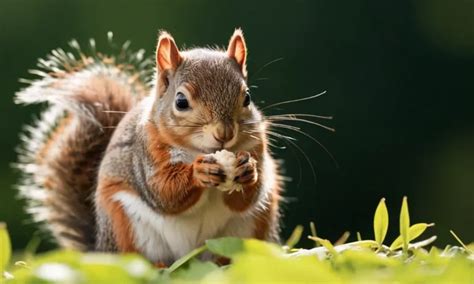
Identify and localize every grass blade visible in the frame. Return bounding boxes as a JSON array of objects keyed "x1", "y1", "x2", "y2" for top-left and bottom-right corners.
[
  {"x1": 334, "y1": 231, "x2": 350, "y2": 246},
  {"x1": 400, "y1": 197, "x2": 410, "y2": 253},
  {"x1": 309, "y1": 222, "x2": 319, "y2": 247},
  {"x1": 0, "y1": 222, "x2": 12, "y2": 274},
  {"x1": 286, "y1": 225, "x2": 304, "y2": 249},
  {"x1": 449, "y1": 230, "x2": 472, "y2": 253},
  {"x1": 373, "y1": 198, "x2": 389, "y2": 247}
]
